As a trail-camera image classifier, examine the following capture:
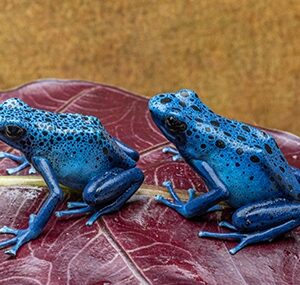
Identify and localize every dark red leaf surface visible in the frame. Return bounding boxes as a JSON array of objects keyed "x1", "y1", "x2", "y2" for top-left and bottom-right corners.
[{"x1": 0, "y1": 80, "x2": 299, "y2": 285}]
